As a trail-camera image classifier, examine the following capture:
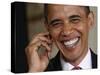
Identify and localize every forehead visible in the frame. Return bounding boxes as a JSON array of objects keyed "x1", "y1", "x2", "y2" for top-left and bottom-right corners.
[
  {"x1": 47, "y1": 5, "x2": 86, "y2": 17},
  {"x1": 47, "y1": 4, "x2": 85, "y2": 11}
]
